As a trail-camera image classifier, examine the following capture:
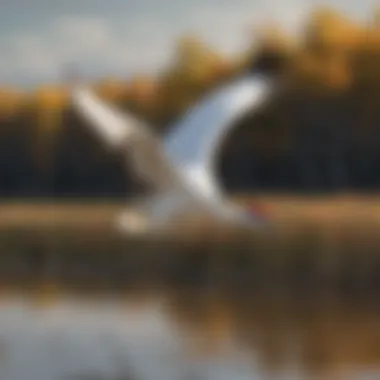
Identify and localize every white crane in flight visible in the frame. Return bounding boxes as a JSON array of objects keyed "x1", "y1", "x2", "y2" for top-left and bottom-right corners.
[{"x1": 70, "y1": 73, "x2": 274, "y2": 235}]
